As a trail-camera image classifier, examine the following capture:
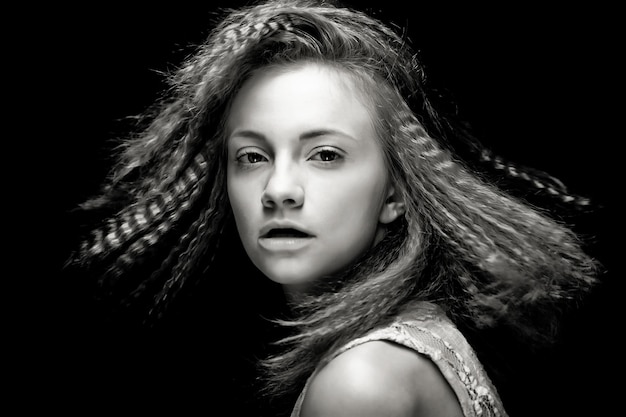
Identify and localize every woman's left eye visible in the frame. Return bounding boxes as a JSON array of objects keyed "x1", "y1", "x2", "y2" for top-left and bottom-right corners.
[{"x1": 309, "y1": 148, "x2": 342, "y2": 162}]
